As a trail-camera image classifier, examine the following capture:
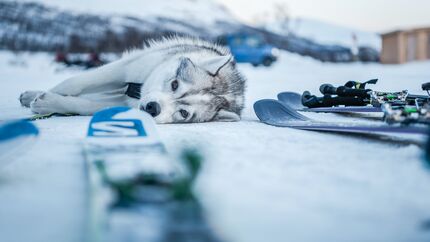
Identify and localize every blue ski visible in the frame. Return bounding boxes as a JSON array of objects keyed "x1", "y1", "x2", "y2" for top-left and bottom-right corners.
[
  {"x1": 83, "y1": 107, "x2": 222, "y2": 242},
  {"x1": 0, "y1": 120, "x2": 39, "y2": 165}
]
